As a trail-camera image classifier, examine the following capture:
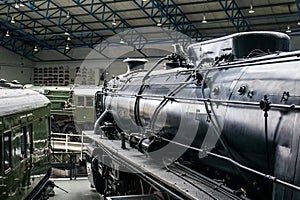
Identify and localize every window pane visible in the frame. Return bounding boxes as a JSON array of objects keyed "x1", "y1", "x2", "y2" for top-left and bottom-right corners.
[
  {"x1": 21, "y1": 126, "x2": 27, "y2": 157},
  {"x1": 4, "y1": 133, "x2": 11, "y2": 171},
  {"x1": 0, "y1": 135, "x2": 2, "y2": 176},
  {"x1": 77, "y1": 96, "x2": 84, "y2": 106},
  {"x1": 28, "y1": 124, "x2": 33, "y2": 154},
  {"x1": 86, "y1": 97, "x2": 93, "y2": 107}
]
